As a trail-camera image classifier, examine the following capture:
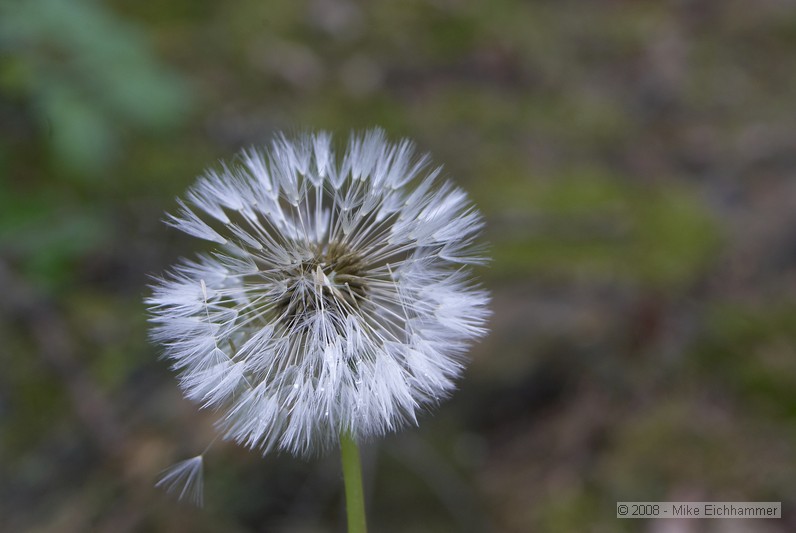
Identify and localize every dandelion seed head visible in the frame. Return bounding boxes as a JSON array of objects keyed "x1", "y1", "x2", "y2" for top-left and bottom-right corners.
[{"x1": 147, "y1": 129, "x2": 490, "y2": 458}]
